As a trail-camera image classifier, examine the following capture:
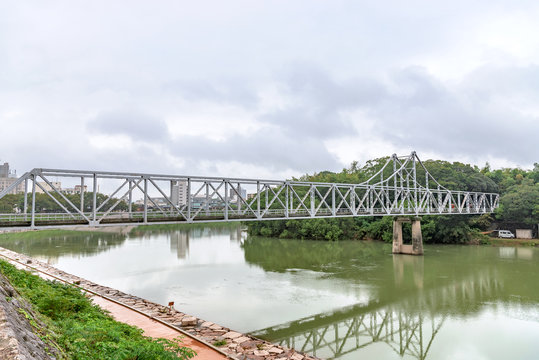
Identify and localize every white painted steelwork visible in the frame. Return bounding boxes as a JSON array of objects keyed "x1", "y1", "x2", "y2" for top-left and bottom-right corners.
[{"x1": 0, "y1": 152, "x2": 499, "y2": 229}]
